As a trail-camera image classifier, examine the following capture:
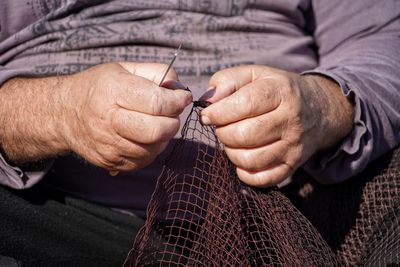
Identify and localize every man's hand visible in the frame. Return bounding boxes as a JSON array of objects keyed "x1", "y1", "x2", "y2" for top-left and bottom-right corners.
[
  {"x1": 0, "y1": 62, "x2": 192, "y2": 172},
  {"x1": 200, "y1": 65, "x2": 353, "y2": 187}
]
